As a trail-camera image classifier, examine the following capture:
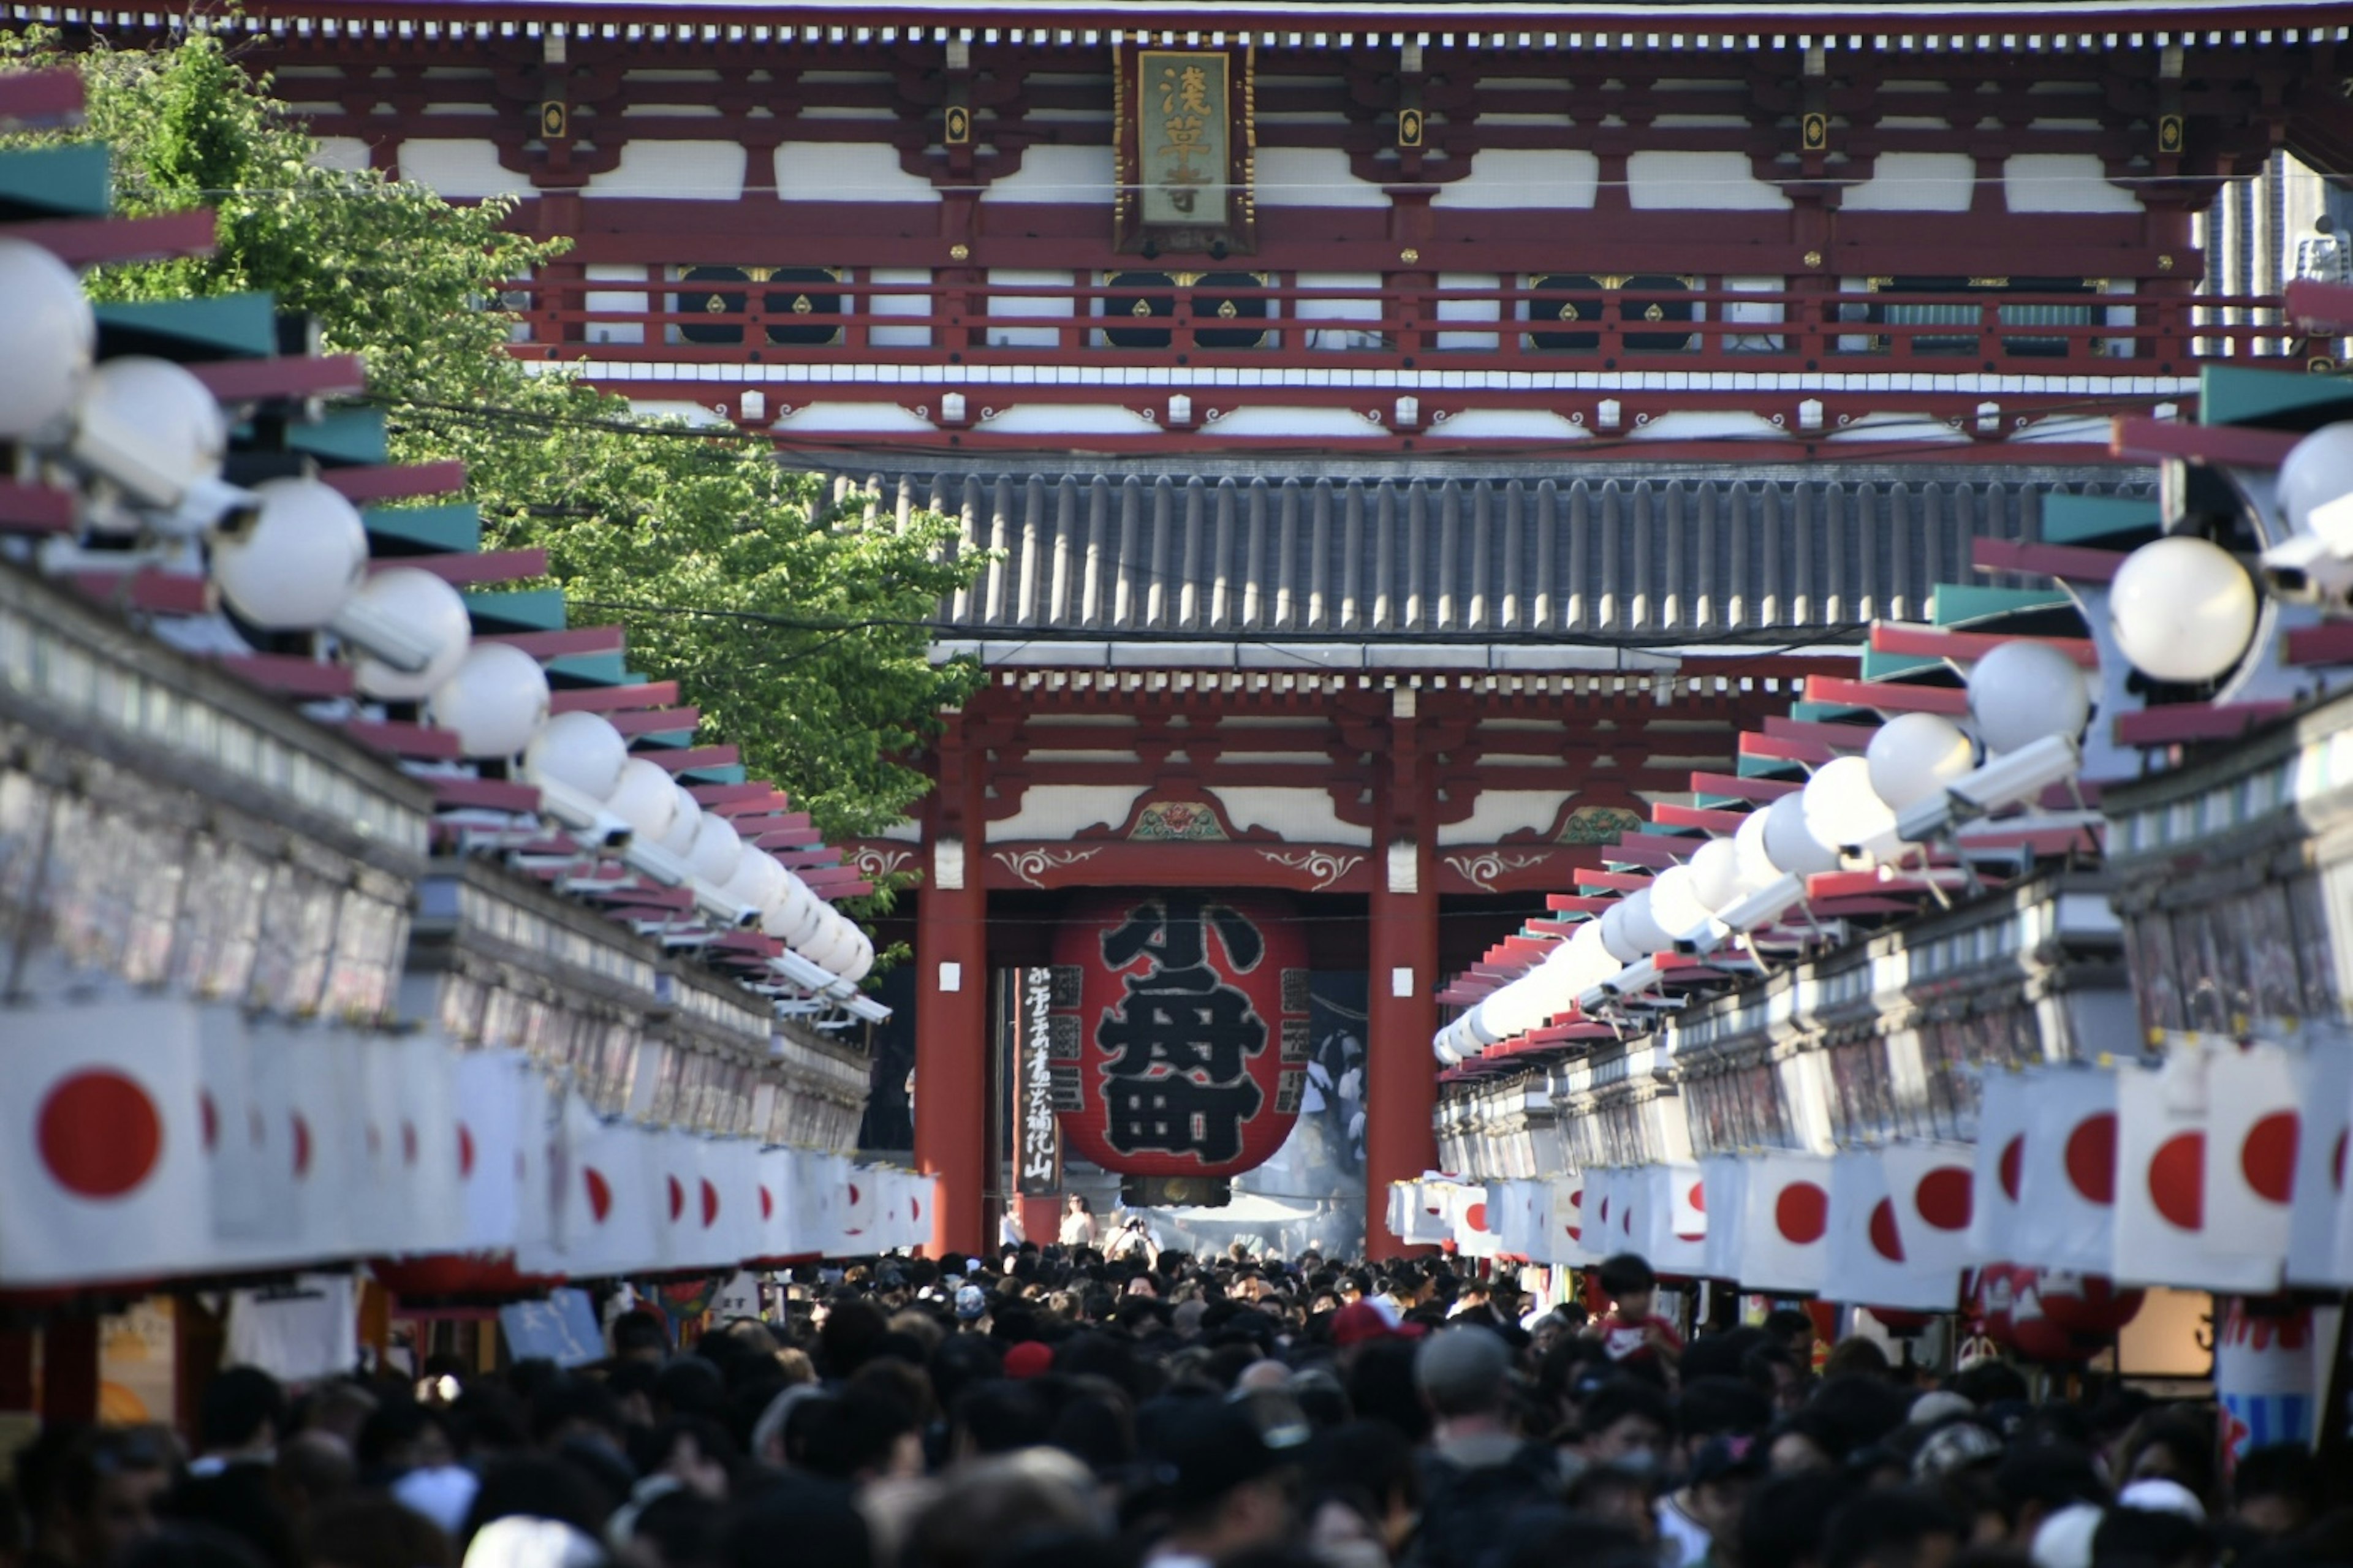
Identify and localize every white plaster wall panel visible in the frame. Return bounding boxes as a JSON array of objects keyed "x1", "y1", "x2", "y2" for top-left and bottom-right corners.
[
  {"x1": 396, "y1": 139, "x2": 535, "y2": 199},
  {"x1": 1721, "y1": 276, "x2": 1786, "y2": 351},
  {"x1": 773, "y1": 142, "x2": 941, "y2": 202},
  {"x1": 2004, "y1": 154, "x2": 2140, "y2": 213},
  {"x1": 986, "y1": 270, "x2": 1074, "y2": 349},
  {"x1": 1825, "y1": 415, "x2": 1969, "y2": 444},
  {"x1": 582, "y1": 264, "x2": 648, "y2": 346},
  {"x1": 1436, "y1": 790, "x2": 1578, "y2": 847},
  {"x1": 1198, "y1": 407, "x2": 1382, "y2": 437},
  {"x1": 1257, "y1": 146, "x2": 1388, "y2": 208},
  {"x1": 1415, "y1": 409, "x2": 1590, "y2": 441},
  {"x1": 868, "y1": 267, "x2": 934, "y2": 348},
  {"x1": 979, "y1": 405, "x2": 1161, "y2": 434},
  {"x1": 1210, "y1": 787, "x2": 1373, "y2": 846},
  {"x1": 1627, "y1": 411, "x2": 1787, "y2": 441},
  {"x1": 1842, "y1": 151, "x2": 1975, "y2": 213},
  {"x1": 1436, "y1": 271, "x2": 1500, "y2": 351},
  {"x1": 984, "y1": 144, "x2": 1115, "y2": 204},
  {"x1": 770, "y1": 403, "x2": 941, "y2": 433},
  {"x1": 1290, "y1": 273, "x2": 1385, "y2": 350},
  {"x1": 589, "y1": 141, "x2": 747, "y2": 200},
  {"x1": 1433, "y1": 148, "x2": 1599, "y2": 210},
  {"x1": 310, "y1": 136, "x2": 372, "y2": 173},
  {"x1": 1626, "y1": 151, "x2": 1791, "y2": 211},
  {"x1": 984, "y1": 785, "x2": 1149, "y2": 842},
  {"x1": 621, "y1": 104, "x2": 724, "y2": 119},
  {"x1": 621, "y1": 400, "x2": 731, "y2": 427}
]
